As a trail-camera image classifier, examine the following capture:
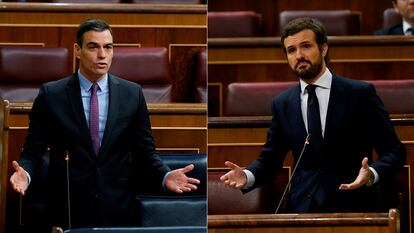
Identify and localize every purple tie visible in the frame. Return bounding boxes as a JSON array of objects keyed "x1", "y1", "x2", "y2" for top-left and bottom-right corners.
[{"x1": 90, "y1": 83, "x2": 100, "y2": 156}]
